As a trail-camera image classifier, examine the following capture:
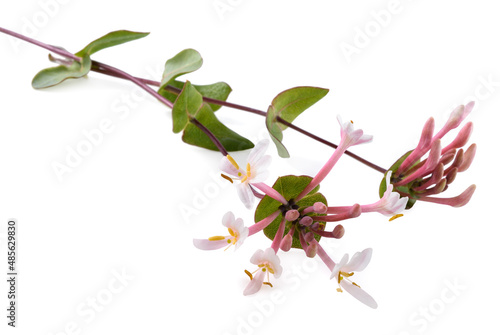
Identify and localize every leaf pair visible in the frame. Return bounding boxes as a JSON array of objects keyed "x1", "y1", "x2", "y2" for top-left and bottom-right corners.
[
  {"x1": 32, "y1": 30, "x2": 149, "y2": 89},
  {"x1": 158, "y1": 49, "x2": 253, "y2": 151},
  {"x1": 169, "y1": 81, "x2": 253, "y2": 151}
]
